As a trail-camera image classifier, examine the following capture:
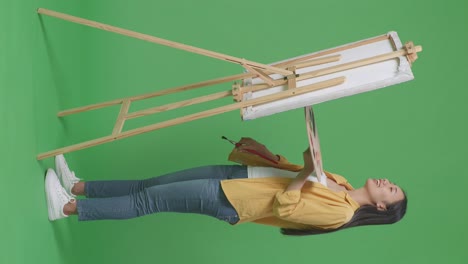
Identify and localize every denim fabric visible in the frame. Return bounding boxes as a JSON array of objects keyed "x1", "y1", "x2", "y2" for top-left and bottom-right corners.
[{"x1": 76, "y1": 165, "x2": 247, "y2": 224}]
